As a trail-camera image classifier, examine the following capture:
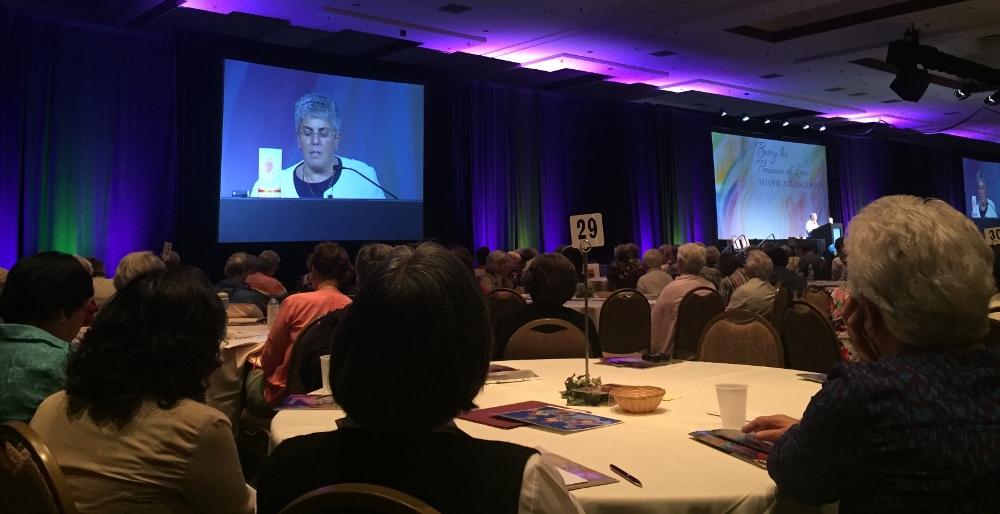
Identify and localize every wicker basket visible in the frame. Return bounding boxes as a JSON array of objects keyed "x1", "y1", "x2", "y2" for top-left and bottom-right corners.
[{"x1": 611, "y1": 386, "x2": 666, "y2": 413}]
